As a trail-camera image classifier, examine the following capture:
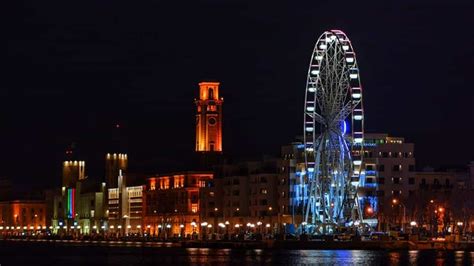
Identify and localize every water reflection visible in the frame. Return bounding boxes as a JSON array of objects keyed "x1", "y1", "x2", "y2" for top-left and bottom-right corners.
[{"x1": 1, "y1": 240, "x2": 474, "y2": 265}]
